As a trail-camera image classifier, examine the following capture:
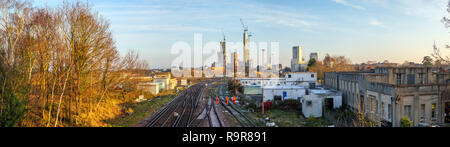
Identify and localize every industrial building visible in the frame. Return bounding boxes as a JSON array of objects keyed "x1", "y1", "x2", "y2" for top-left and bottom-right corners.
[
  {"x1": 324, "y1": 66, "x2": 450, "y2": 127},
  {"x1": 136, "y1": 72, "x2": 178, "y2": 95},
  {"x1": 302, "y1": 89, "x2": 342, "y2": 118},
  {"x1": 239, "y1": 72, "x2": 317, "y2": 87},
  {"x1": 285, "y1": 72, "x2": 318, "y2": 87},
  {"x1": 263, "y1": 86, "x2": 306, "y2": 101},
  {"x1": 261, "y1": 85, "x2": 342, "y2": 118},
  {"x1": 137, "y1": 83, "x2": 160, "y2": 95},
  {"x1": 240, "y1": 72, "x2": 343, "y2": 118}
]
